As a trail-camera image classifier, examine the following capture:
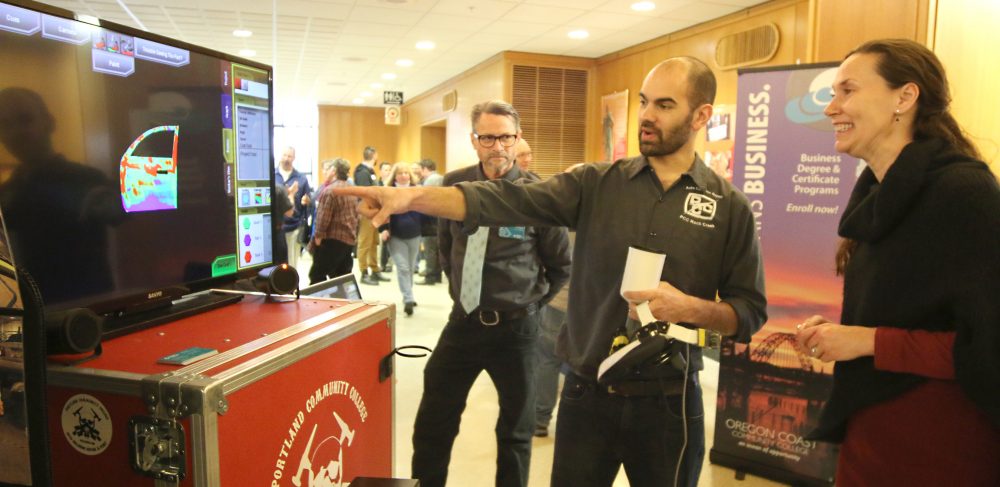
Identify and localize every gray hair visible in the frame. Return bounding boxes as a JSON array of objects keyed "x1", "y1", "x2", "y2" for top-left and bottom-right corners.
[{"x1": 470, "y1": 100, "x2": 520, "y2": 131}]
